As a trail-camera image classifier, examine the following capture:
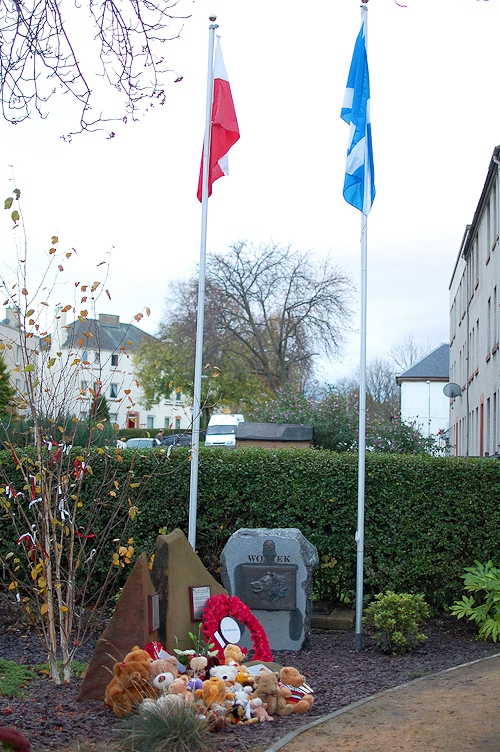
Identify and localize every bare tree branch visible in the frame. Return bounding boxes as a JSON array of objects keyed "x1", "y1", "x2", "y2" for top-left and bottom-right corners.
[{"x1": 0, "y1": 0, "x2": 188, "y2": 135}]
